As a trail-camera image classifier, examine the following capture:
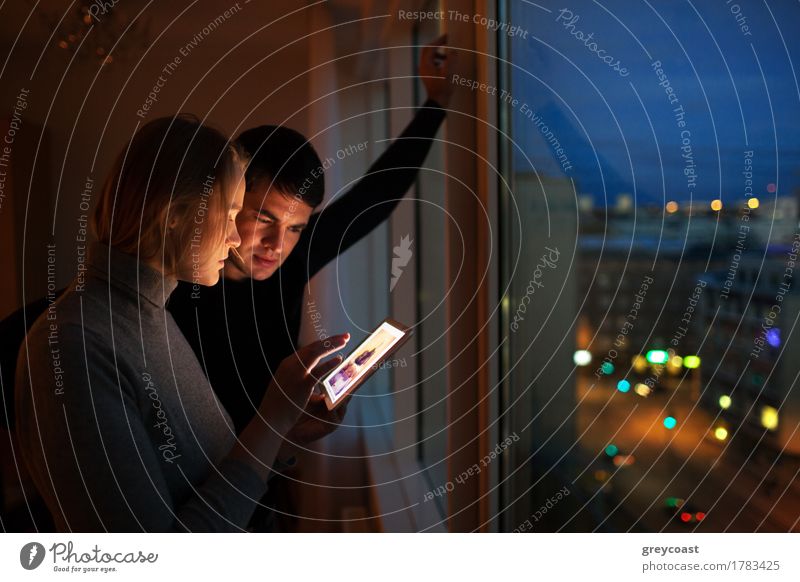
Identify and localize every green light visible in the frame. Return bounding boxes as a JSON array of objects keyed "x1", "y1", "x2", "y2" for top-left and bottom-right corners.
[
  {"x1": 665, "y1": 497, "x2": 682, "y2": 508},
  {"x1": 719, "y1": 395, "x2": 732, "y2": 409},
  {"x1": 605, "y1": 444, "x2": 619, "y2": 457},
  {"x1": 752, "y1": 374, "x2": 764, "y2": 386},
  {"x1": 647, "y1": 350, "x2": 669, "y2": 364},
  {"x1": 663, "y1": 416, "x2": 677, "y2": 430},
  {"x1": 683, "y1": 355, "x2": 701, "y2": 369},
  {"x1": 601, "y1": 362, "x2": 615, "y2": 375},
  {"x1": 617, "y1": 380, "x2": 631, "y2": 393}
]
